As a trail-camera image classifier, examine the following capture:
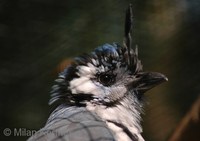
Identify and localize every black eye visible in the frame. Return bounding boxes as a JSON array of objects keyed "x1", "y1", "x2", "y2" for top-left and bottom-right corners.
[{"x1": 98, "y1": 73, "x2": 116, "y2": 86}]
